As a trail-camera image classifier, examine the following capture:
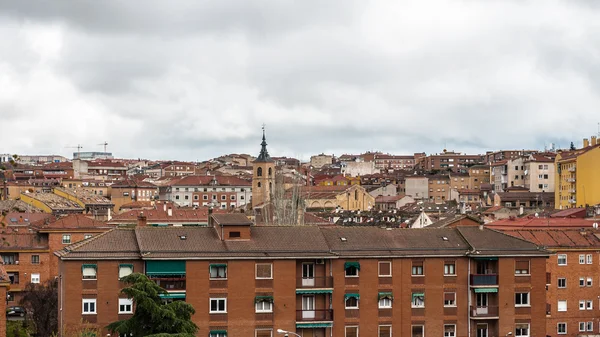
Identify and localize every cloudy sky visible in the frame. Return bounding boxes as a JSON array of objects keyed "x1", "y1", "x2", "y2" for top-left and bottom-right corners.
[{"x1": 1, "y1": 1, "x2": 599, "y2": 161}]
